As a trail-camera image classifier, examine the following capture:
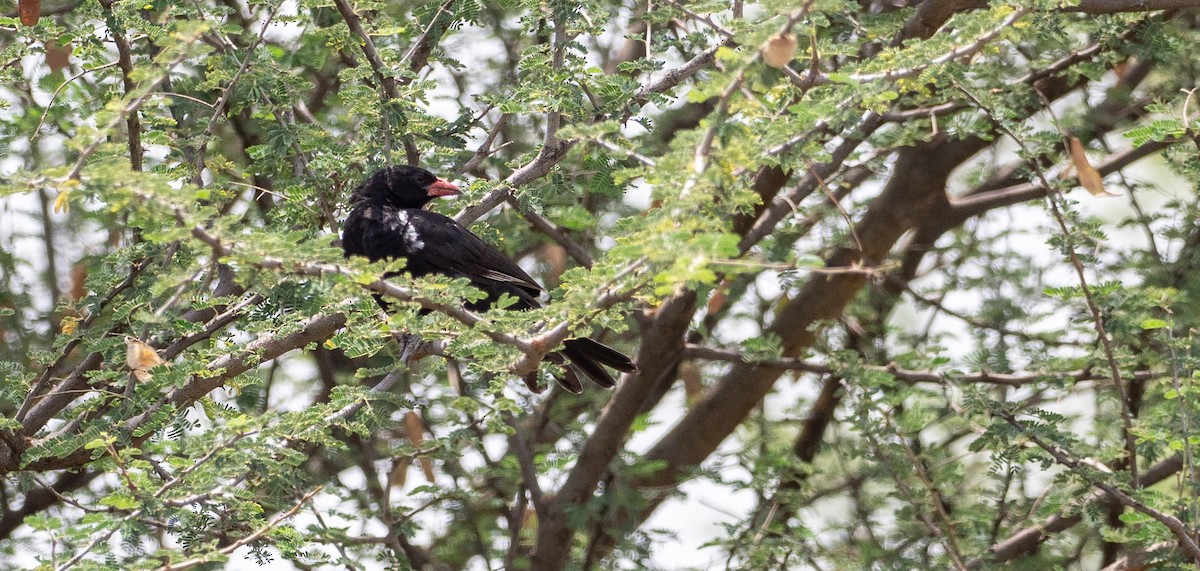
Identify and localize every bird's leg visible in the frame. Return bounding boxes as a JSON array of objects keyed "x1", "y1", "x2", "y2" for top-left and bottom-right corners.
[
  {"x1": 389, "y1": 331, "x2": 449, "y2": 364},
  {"x1": 392, "y1": 331, "x2": 427, "y2": 363}
]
